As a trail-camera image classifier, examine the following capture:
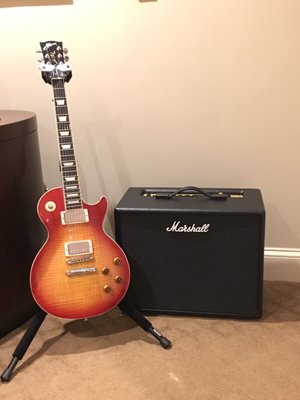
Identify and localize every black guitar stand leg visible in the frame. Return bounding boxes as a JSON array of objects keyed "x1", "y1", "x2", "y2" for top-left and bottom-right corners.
[
  {"x1": 1, "y1": 301, "x2": 171, "y2": 382},
  {"x1": 1, "y1": 308, "x2": 47, "y2": 382},
  {"x1": 118, "y1": 299, "x2": 172, "y2": 349}
]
